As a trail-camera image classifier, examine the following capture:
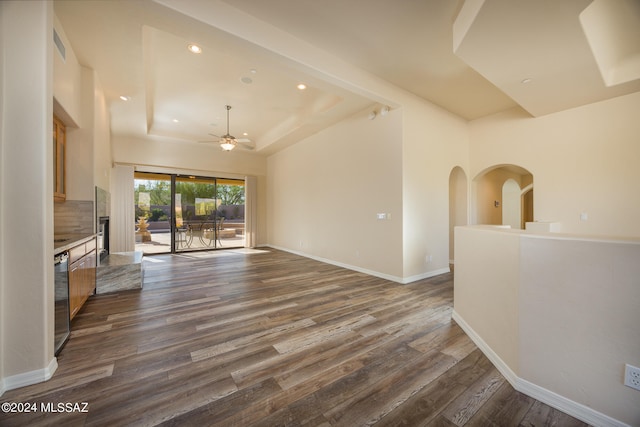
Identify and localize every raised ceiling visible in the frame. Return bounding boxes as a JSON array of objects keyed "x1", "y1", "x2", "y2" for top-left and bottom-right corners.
[{"x1": 53, "y1": 0, "x2": 640, "y2": 155}]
